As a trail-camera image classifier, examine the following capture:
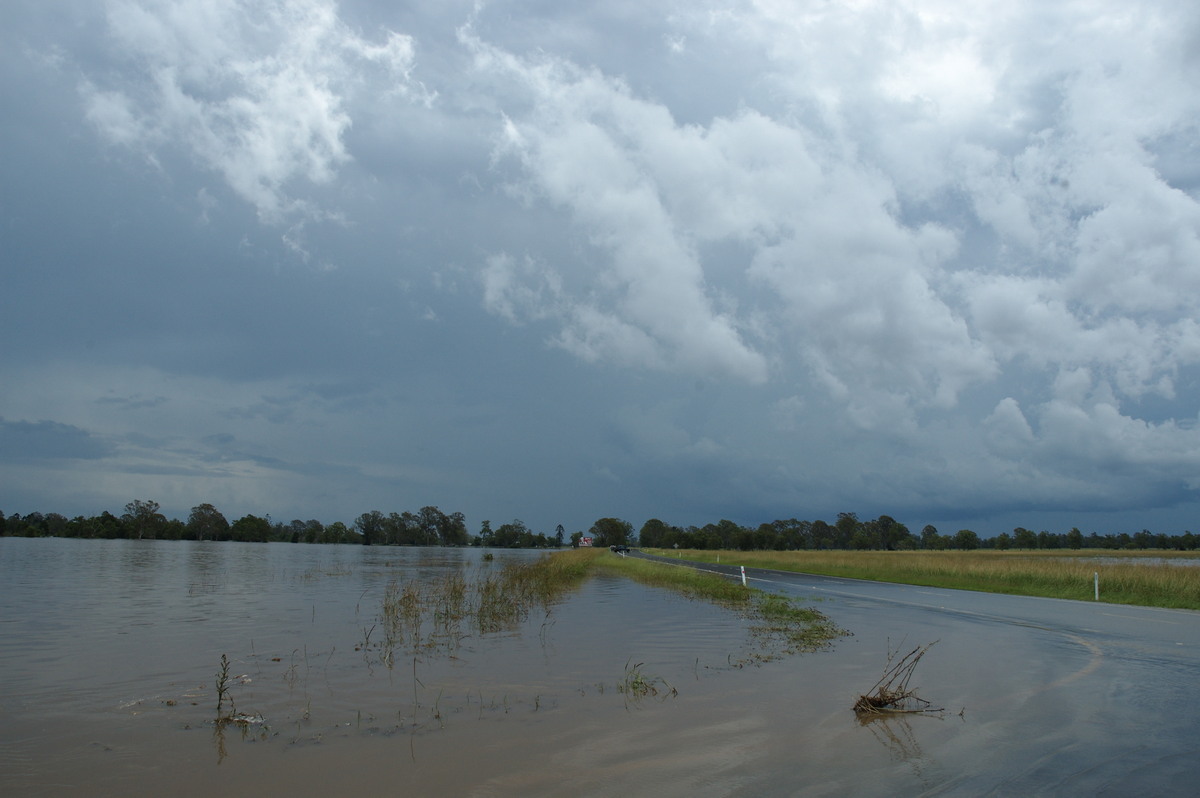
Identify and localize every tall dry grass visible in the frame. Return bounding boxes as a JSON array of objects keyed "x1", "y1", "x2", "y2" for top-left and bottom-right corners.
[{"x1": 646, "y1": 549, "x2": 1200, "y2": 609}]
